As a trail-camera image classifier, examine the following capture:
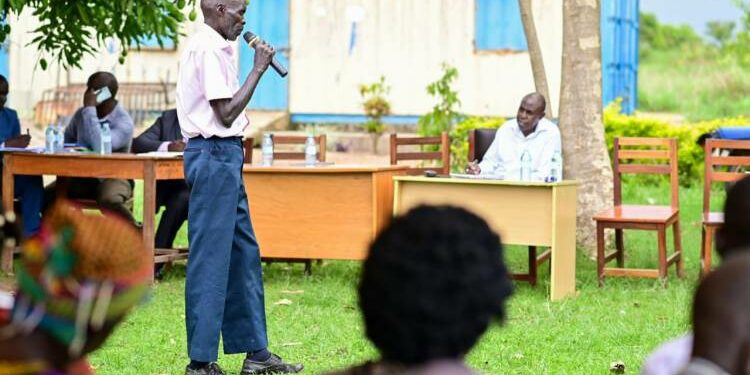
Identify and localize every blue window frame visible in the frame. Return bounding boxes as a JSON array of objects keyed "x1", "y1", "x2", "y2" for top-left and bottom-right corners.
[
  {"x1": 132, "y1": 35, "x2": 176, "y2": 51},
  {"x1": 475, "y1": 0, "x2": 528, "y2": 51}
]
